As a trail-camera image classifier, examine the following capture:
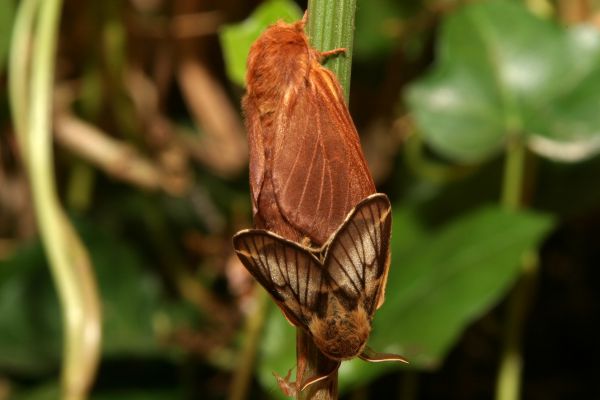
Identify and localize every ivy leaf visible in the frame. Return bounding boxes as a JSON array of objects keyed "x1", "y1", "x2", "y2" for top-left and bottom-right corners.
[{"x1": 407, "y1": 0, "x2": 600, "y2": 163}]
